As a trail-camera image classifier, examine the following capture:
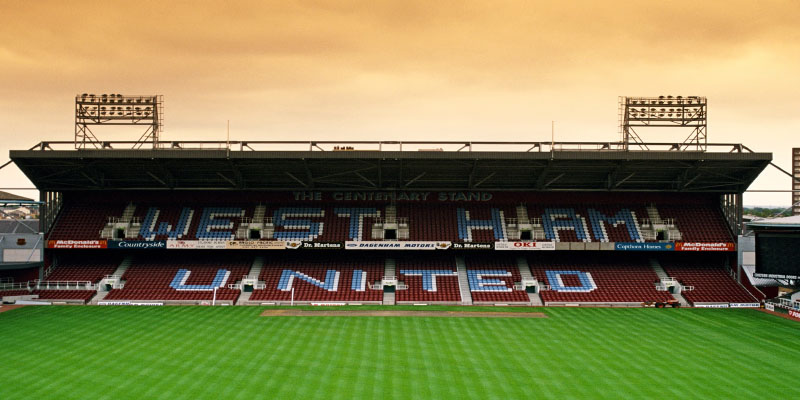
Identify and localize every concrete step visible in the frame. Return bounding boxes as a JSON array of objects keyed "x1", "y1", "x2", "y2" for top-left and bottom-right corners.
[
  {"x1": 516, "y1": 257, "x2": 541, "y2": 305},
  {"x1": 455, "y1": 256, "x2": 472, "y2": 305},
  {"x1": 649, "y1": 258, "x2": 670, "y2": 280},
  {"x1": 90, "y1": 290, "x2": 110, "y2": 304},
  {"x1": 236, "y1": 256, "x2": 265, "y2": 305},
  {"x1": 248, "y1": 256, "x2": 265, "y2": 279},
  {"x1": 650, "y1": 258, "x2": 689, "y2": 307},
  {"x1": 383, "y1": 291, "x2": 395, "y2": 305},
  {"x1": 385, "y1": 205, "x2": 396, "y2": 221},
  {"x1": 517, "y1": 257, "x2": 534, "y2": 280},
  {"x1": 112, "y1": 255, "x2": 133, "y2": 277},
  {"x1": 646, "y1": 204, "x2": 663, "y2": 224},
  {"x1": 671, "y1": 292, "x2": 690, "y2": 307},
  {"x1": 516, "y1": 205, "x2": 529, "y2": 221},
  {"x1": 384, "y1": 258, "x2": 396, "y2": 277},
  {"x1": 253, "y1": 205, "x2": 266, "y2": 221},
  {"x1": 527, "y1": 292, "x2": 543, "y2": 306},
  {"x1": 122, "y1": 203, "x2": 136, "y2": 221},
  {"x1": 383, "y1": 258, "x2": 396, "y2": 305},
  {"x1": 237, "y1": 290, "x2": 254, "y2": 305}
]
